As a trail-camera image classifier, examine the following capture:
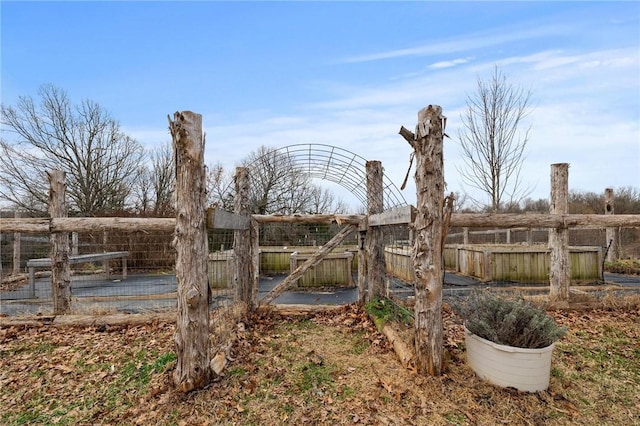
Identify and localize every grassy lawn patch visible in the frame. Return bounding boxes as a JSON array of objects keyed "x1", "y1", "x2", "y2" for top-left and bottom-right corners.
[{"x1": 1, "y1": 301, "x2": 639, "y2": 425}]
